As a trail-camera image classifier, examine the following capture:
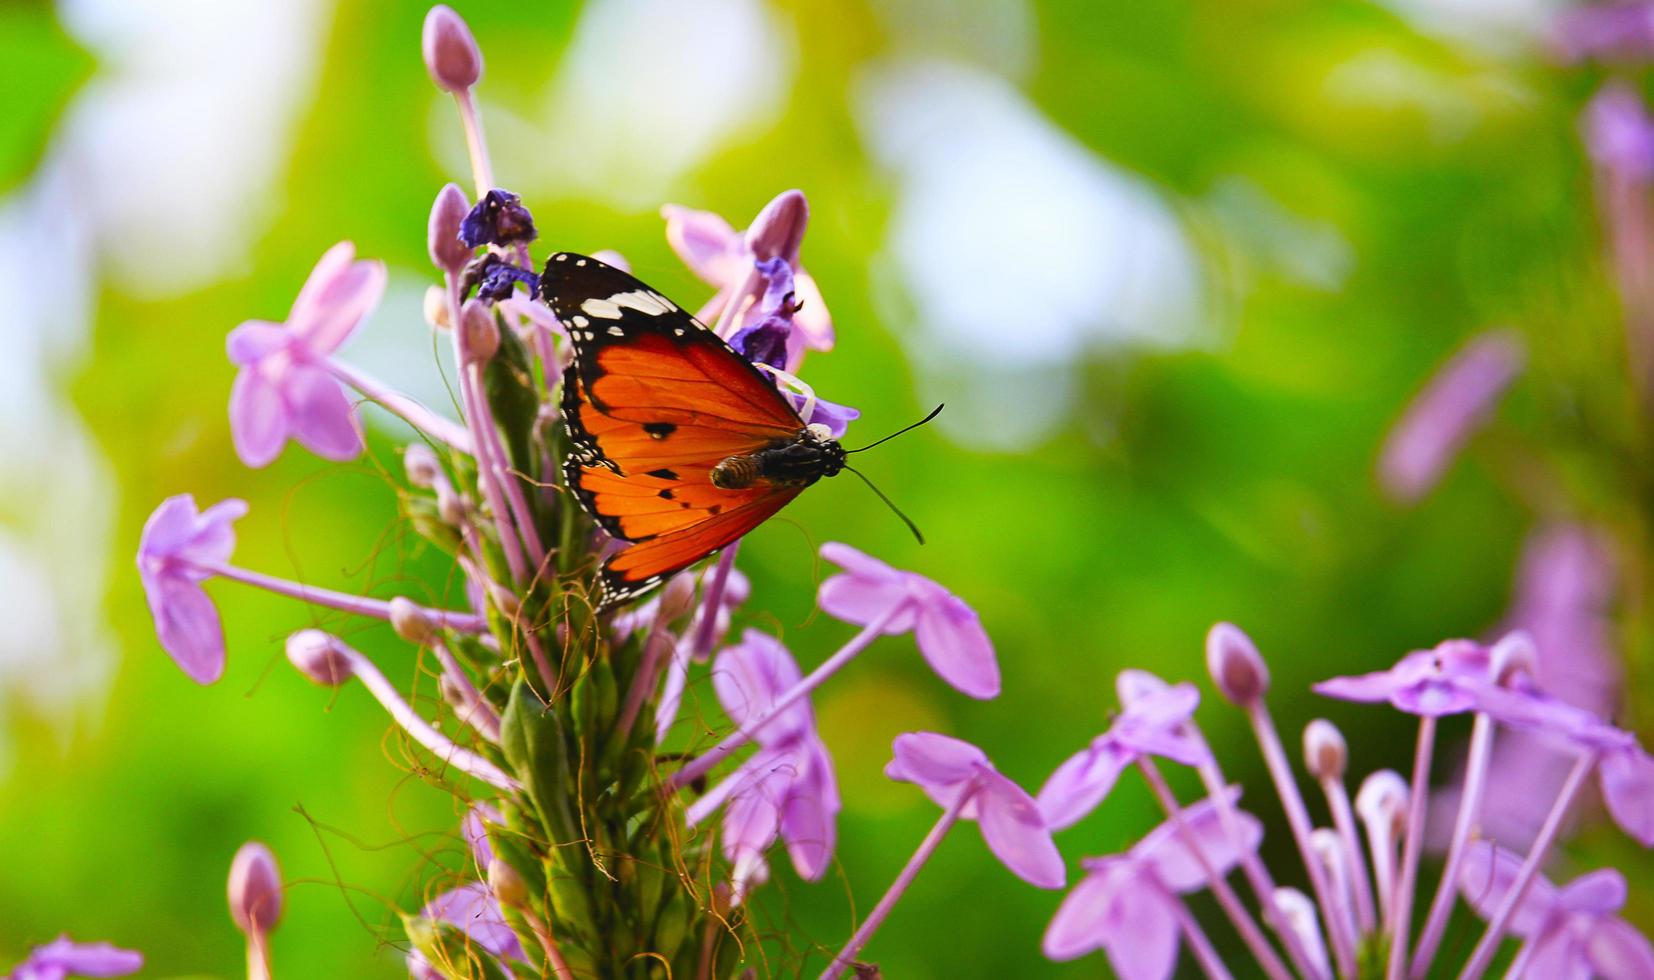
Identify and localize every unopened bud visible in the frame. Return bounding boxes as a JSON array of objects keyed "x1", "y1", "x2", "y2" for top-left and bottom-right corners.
[
  {"x1": 1355, "y1": 769, "x2": 1409, "y2": 838},
  {"x1": 657, "y1": 573, "x2": 697, "y2": 624},
  {"x1": 428, "y1": 183, "x2": 473, "y2": 273},
  {"x1": 745, "y1": 189, "x2": 808, "y2": 263},
  {"x1": 228, "y1": 841, "x2": 283, "y2": 935},
  {"x1": 487, "y1": 858, "x2": 528, "y2": 909},
  {"x1": 1490, "y1": 630, "x2": 1538, "y2": 687},
  {"x1": 404, "y1": 444, "x2": 441, "y2": 488},
  {"x1": 591, "y1": 248, "x2": 631, "y2": 272},
  {"x1": 422, "y1": 5, "x2": 481, "y2": 93},
  {"x1": 1275, "y1": 887, "x2": 1331, "y2": 978},
  {"x1": 423, "y1": 286, "x2": 451, "y2": 330},
  {"x1": 435, "y1": 483, "x2": 469, "y2": 526},
  {"x1": 440, "y1": 673, "x2": 472, "y2": 711},
  {"x1": 287, "y1": 630, "x2": 353, "y2": 686},
  {"x1": 1207, "y1": 621, "x2": 1269, "y2": 706},
  {"x1": 488, "y1": 582, "x2": 521, "y2": 618},
  {"x1": 390, "y1": 597, "x2": 436, "y2": 645},
  {"x1": 1303, "y1": 719, "x2": 1347, "y2": 781},
  {"x1": 460, "y1": 300, "x2": 499, "y2": 362}
]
